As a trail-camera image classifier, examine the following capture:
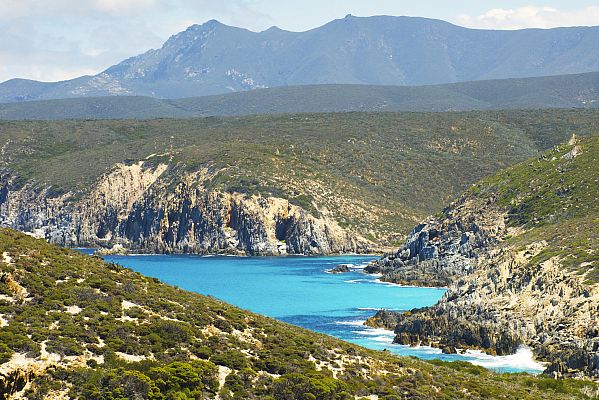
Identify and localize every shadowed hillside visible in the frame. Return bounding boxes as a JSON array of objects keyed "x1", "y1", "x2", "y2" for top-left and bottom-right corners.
[{"x1": 1, "y1": 72, "x2": 598, "y2": 120}]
